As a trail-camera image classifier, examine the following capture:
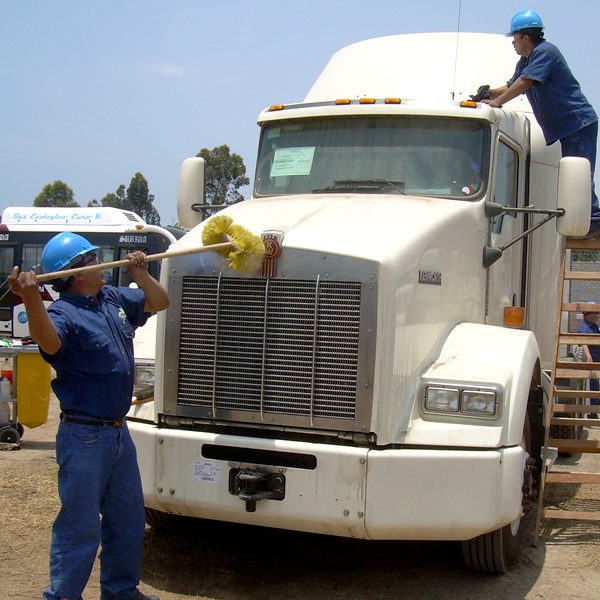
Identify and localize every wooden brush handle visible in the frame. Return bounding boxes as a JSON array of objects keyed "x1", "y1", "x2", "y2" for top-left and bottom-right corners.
[{"x1": 36, "y1": 241, "x2": 234, "y2": 283}]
